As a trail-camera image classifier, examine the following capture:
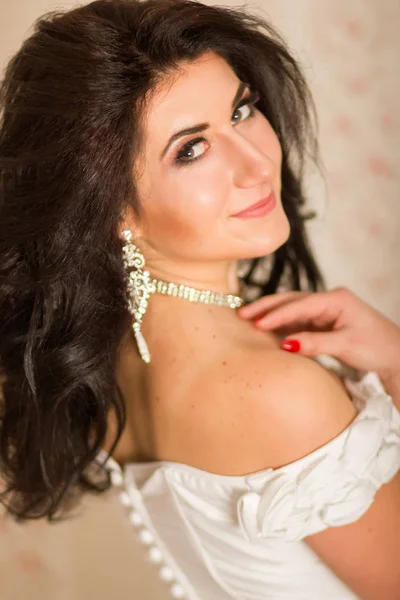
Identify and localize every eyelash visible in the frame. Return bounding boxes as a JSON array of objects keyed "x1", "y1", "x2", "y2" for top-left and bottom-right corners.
[{"x1": 174, "y1": 90, "x2": 261, "y2": 167}]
